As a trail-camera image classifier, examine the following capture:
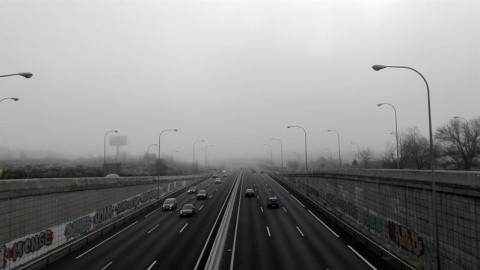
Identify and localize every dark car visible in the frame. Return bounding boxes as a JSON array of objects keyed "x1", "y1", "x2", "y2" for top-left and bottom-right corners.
[
  {"x1": 266, "y1": 197, "x2": 279, "y2": 208},
  {"x1": 197, "y1": 190, "x2": 208, "y2": 200},
  {"x1": 162, "y1": 198, "x2": 177, "y2": 211},
  {"x1": 188, "y1": 186, "x2": 197, "y2": 194},
  {"x1": 179, "y1": 204, "x2": 195, "y2": 217},
  {"x1": 245, "y1": 189, "x2": 255, "y2": 197}
]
